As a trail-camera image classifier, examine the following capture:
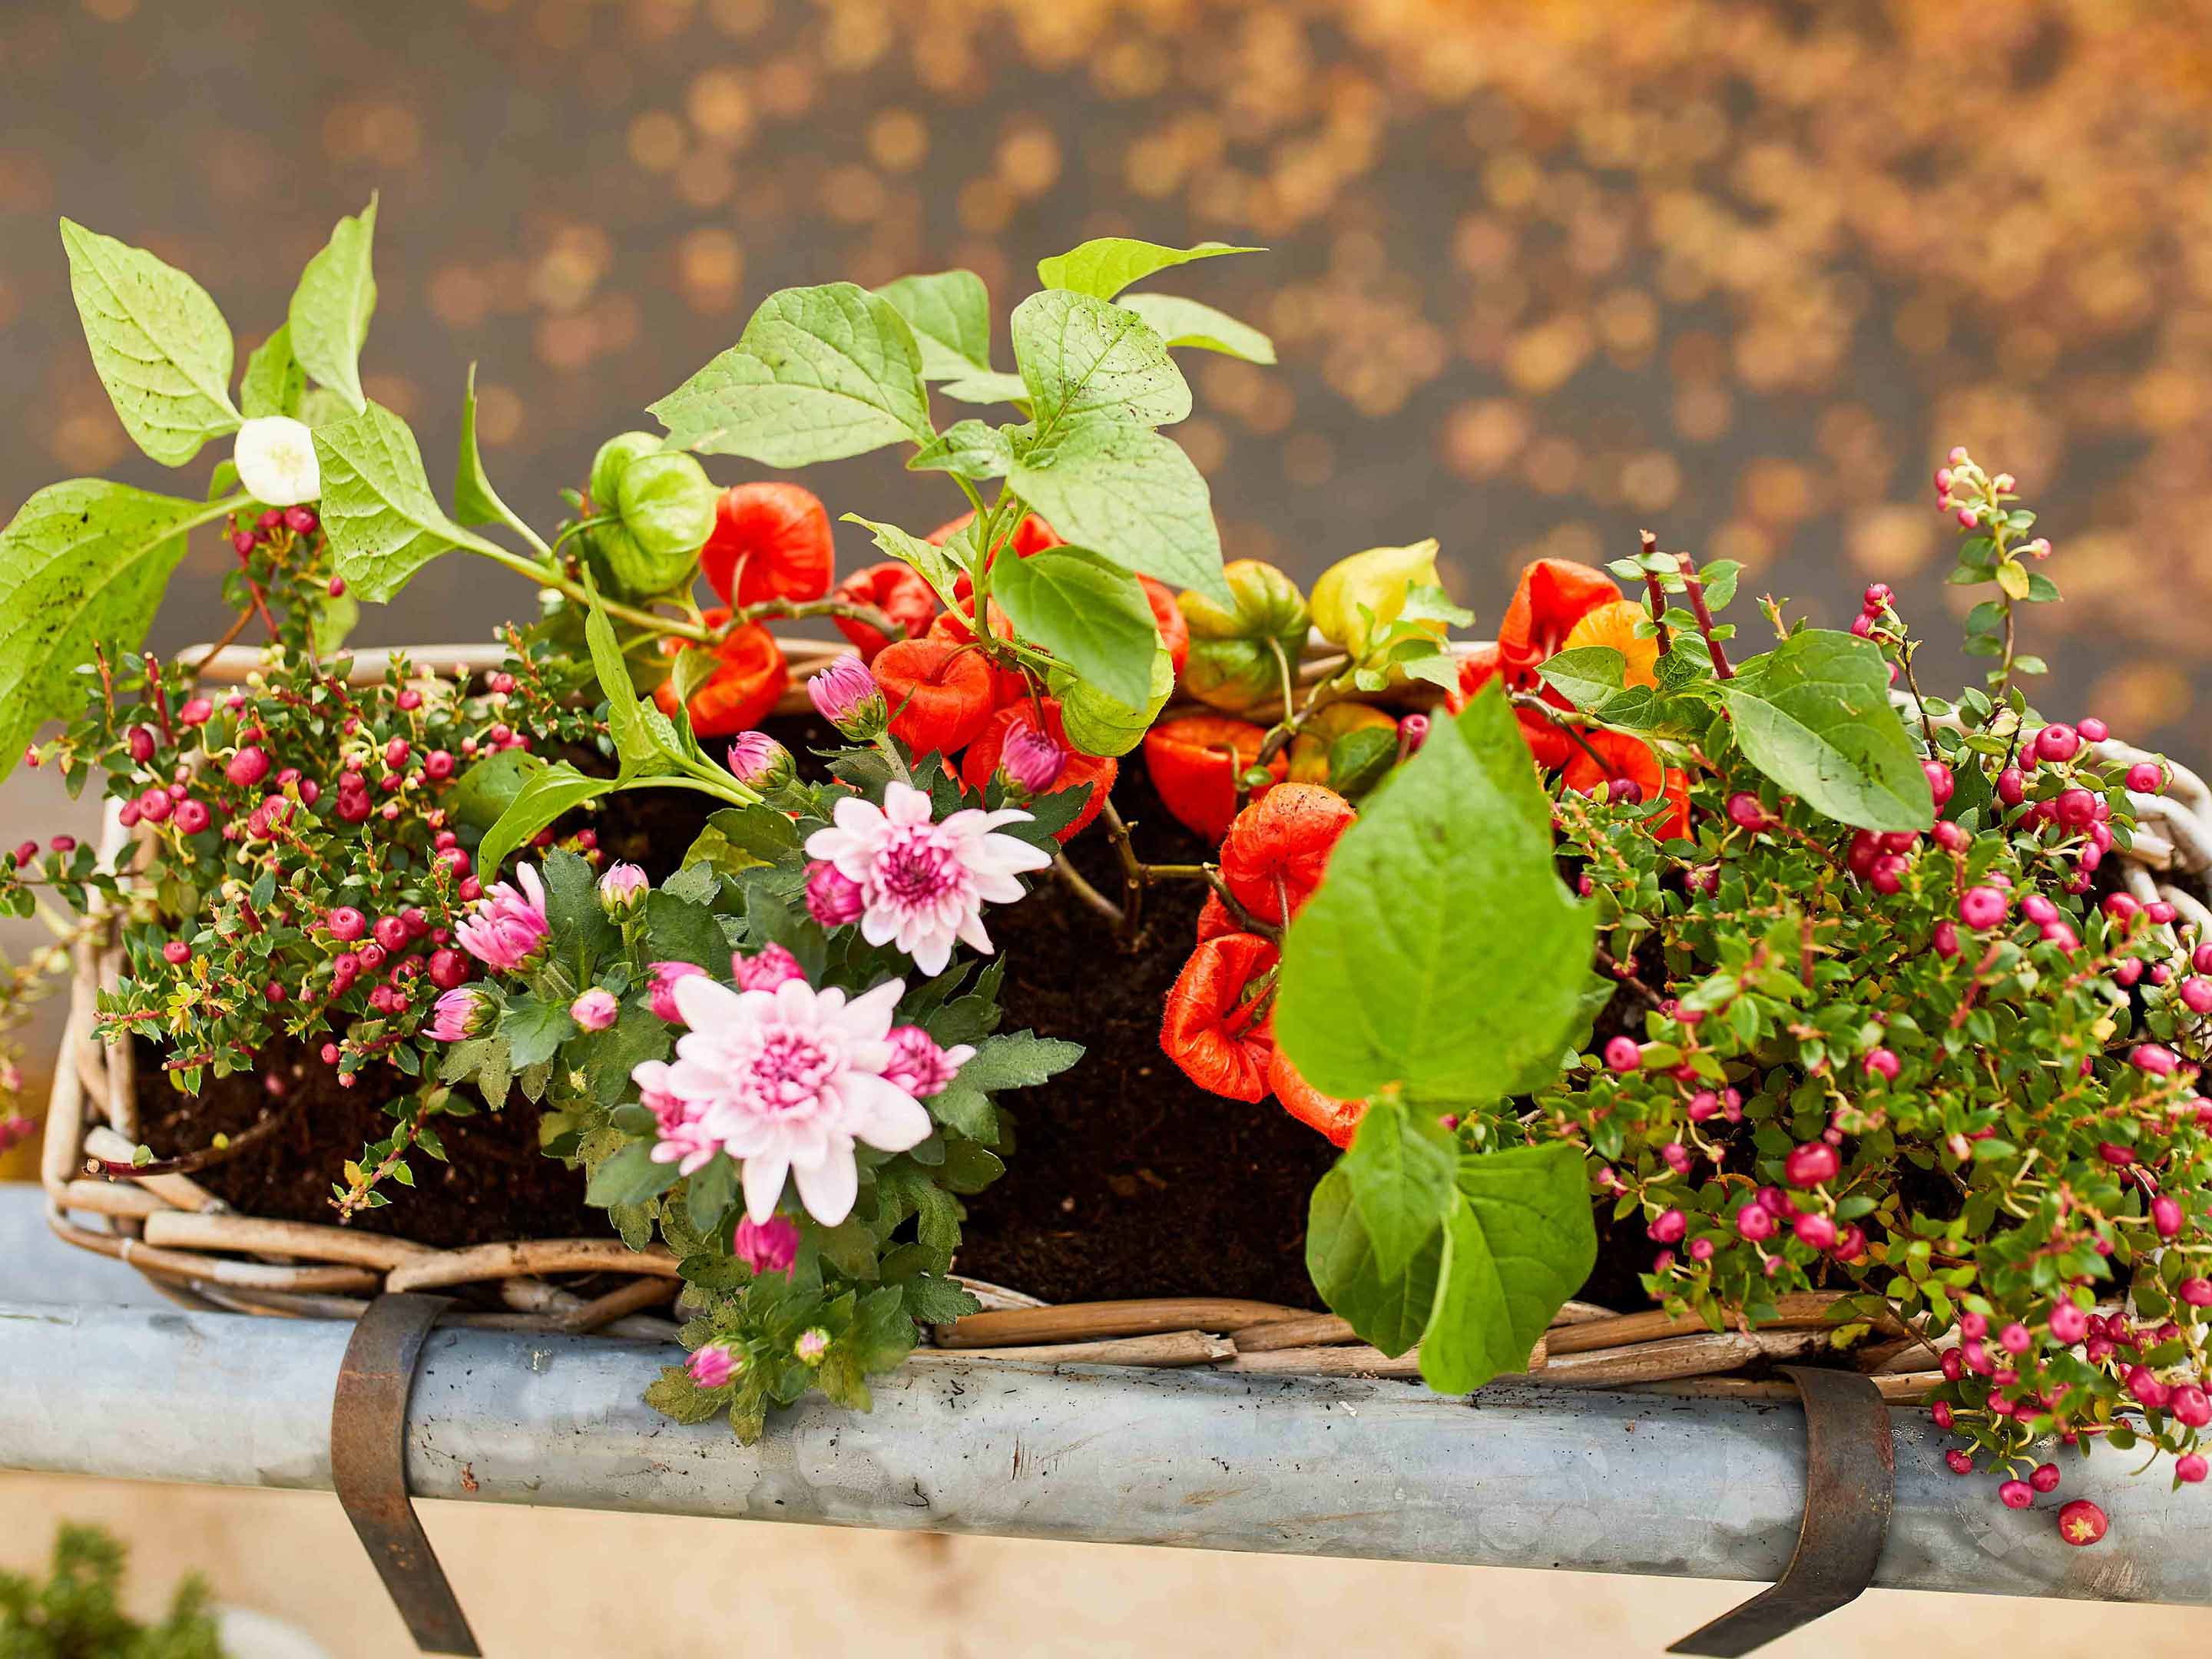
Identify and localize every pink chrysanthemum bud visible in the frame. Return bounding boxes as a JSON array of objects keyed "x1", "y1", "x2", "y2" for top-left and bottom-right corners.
[
  {"x1": 731, "y1": 943, "x2": 806, "y2": 992},
  {"x1": 647, "y1": 961, "x2": 707, "y2": 1022},
  {"x1": 997, "y1": 723, "x2": 1068, "y2": 796},
  {"x1": 570, "y1": 988, "x2": 620, "y2": 1031},
  {"x1": 687, "y1": 1342, "x2": 742, "y2": 1389},
  {"x1": 808, "y1": 654, "x2": 888, "y2": 740},
  {"x1": 793, "y1": 1327, "x2": 830, "y2": 1366},
  {"x1": 598, "y1": 861, "x2": 648, "y2": 914},
  {"x1": 727, "y1": 730, "x2": 796, "y2": 793},
  {"x1": 428, "y1": 986, "x2": 494, "y2": 1042},
  {"x1": 733, "y1": 1214, "x2": 800, "y2": 1275},
  {"x1": 805, "y1": 859, "x2": 866, "y2": 927}
]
